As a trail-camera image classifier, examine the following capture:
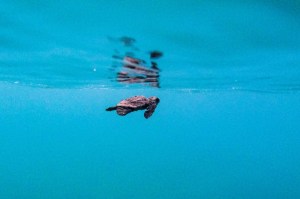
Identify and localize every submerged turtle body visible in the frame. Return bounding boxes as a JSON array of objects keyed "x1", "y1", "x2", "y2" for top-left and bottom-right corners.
[{"x1": 106, "y1": 96, "x2": 160, "y2": 119}]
